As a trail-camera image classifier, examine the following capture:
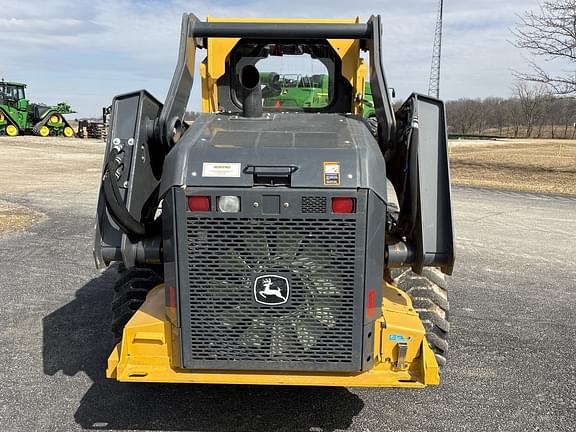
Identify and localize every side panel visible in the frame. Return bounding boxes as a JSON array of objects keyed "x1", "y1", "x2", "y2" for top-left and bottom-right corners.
[
  {"x1": 415, "y1": 96, "x2": 454, "y2": 274},
  {"x1": 94, "y1": 90, "x2": 163, "y2": 268},
  {"x1": 0, "y1": 105, "x2": 27, "y2": 130},
  {"x1": 389, "y1": 94, "x2": 454, "y2": 275}
]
